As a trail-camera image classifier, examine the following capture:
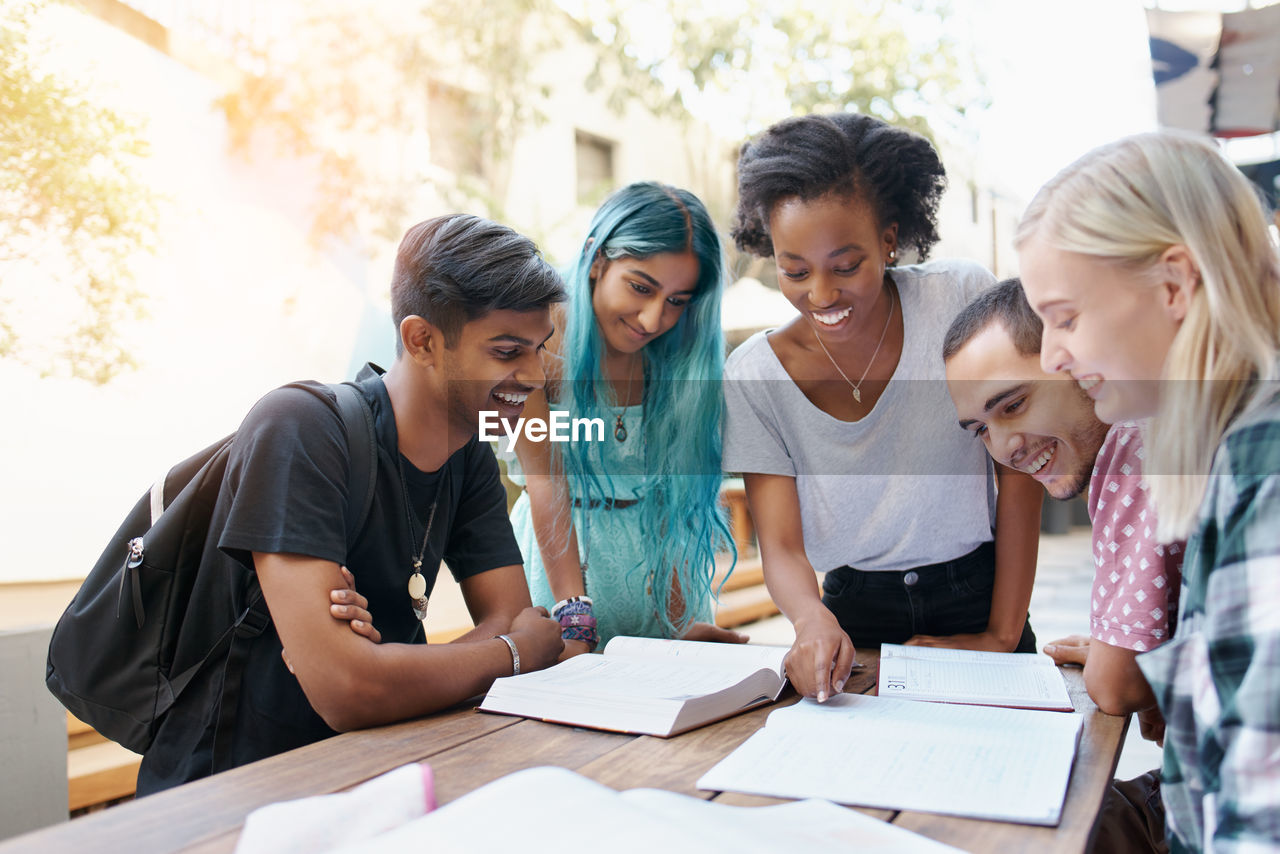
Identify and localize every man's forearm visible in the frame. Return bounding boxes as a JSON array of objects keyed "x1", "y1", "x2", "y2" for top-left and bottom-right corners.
[
  {"x1": 988, "y1": 467, "x2": 1042, "y2": 648},
  {"x1": 302, "y1": 635, "x2": 519, "y2": 732}
]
